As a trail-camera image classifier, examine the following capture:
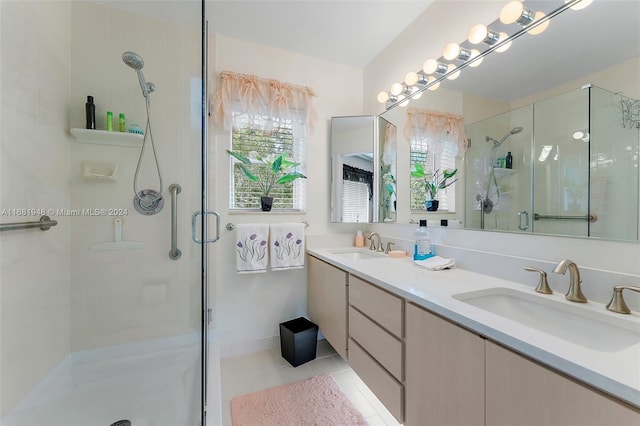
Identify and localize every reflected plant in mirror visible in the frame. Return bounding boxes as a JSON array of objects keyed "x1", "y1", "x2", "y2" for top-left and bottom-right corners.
[{"x1": 411, "y1": 163, "x2": 458, "y2": 212}]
